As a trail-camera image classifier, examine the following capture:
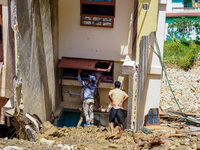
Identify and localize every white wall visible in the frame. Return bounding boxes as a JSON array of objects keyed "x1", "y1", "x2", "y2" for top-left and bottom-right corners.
[
  {"x1": 172, "y1": 1, "x2": 184, "y2": 8},
  {"x1": 58, "y1": 0, "x2": 134, "y2": 61},
  {"x1": 166, "y1": 0, "x2": 172, "y2": 12},
  {"x1": 144, "y1": 3, "x2": 166, "y2": 116},
  {"x1": 0, "y1": 1, "x2": 11, "y2": 98}
]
